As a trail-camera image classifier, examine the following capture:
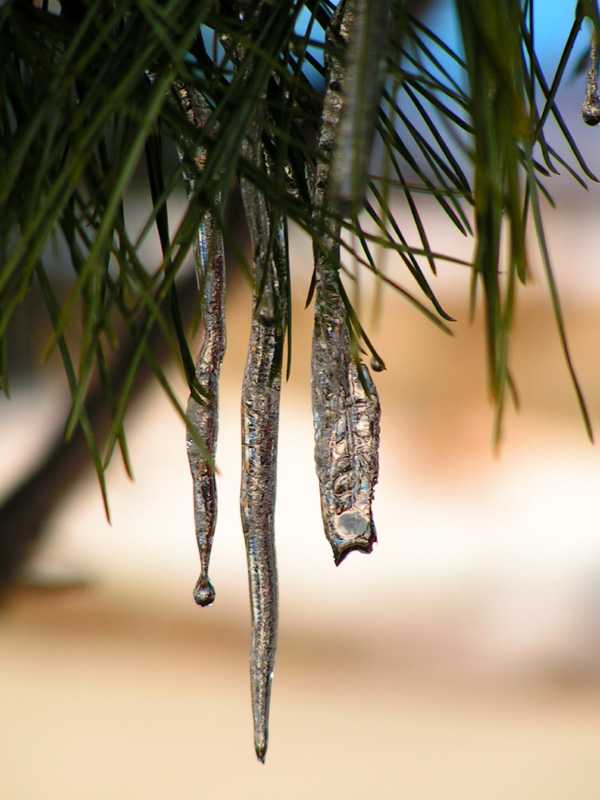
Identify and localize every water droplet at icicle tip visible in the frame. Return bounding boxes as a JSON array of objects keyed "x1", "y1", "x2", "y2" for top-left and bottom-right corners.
[
  {"x1": 582, "y1": 96, "x2": 600, "y2": 126},
  {"x1": 370, "y1": 355, "x2": 385, "y2": 372},
  {"x1": 194, "y1": 574, "x2": 216, "y2": 606}
]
